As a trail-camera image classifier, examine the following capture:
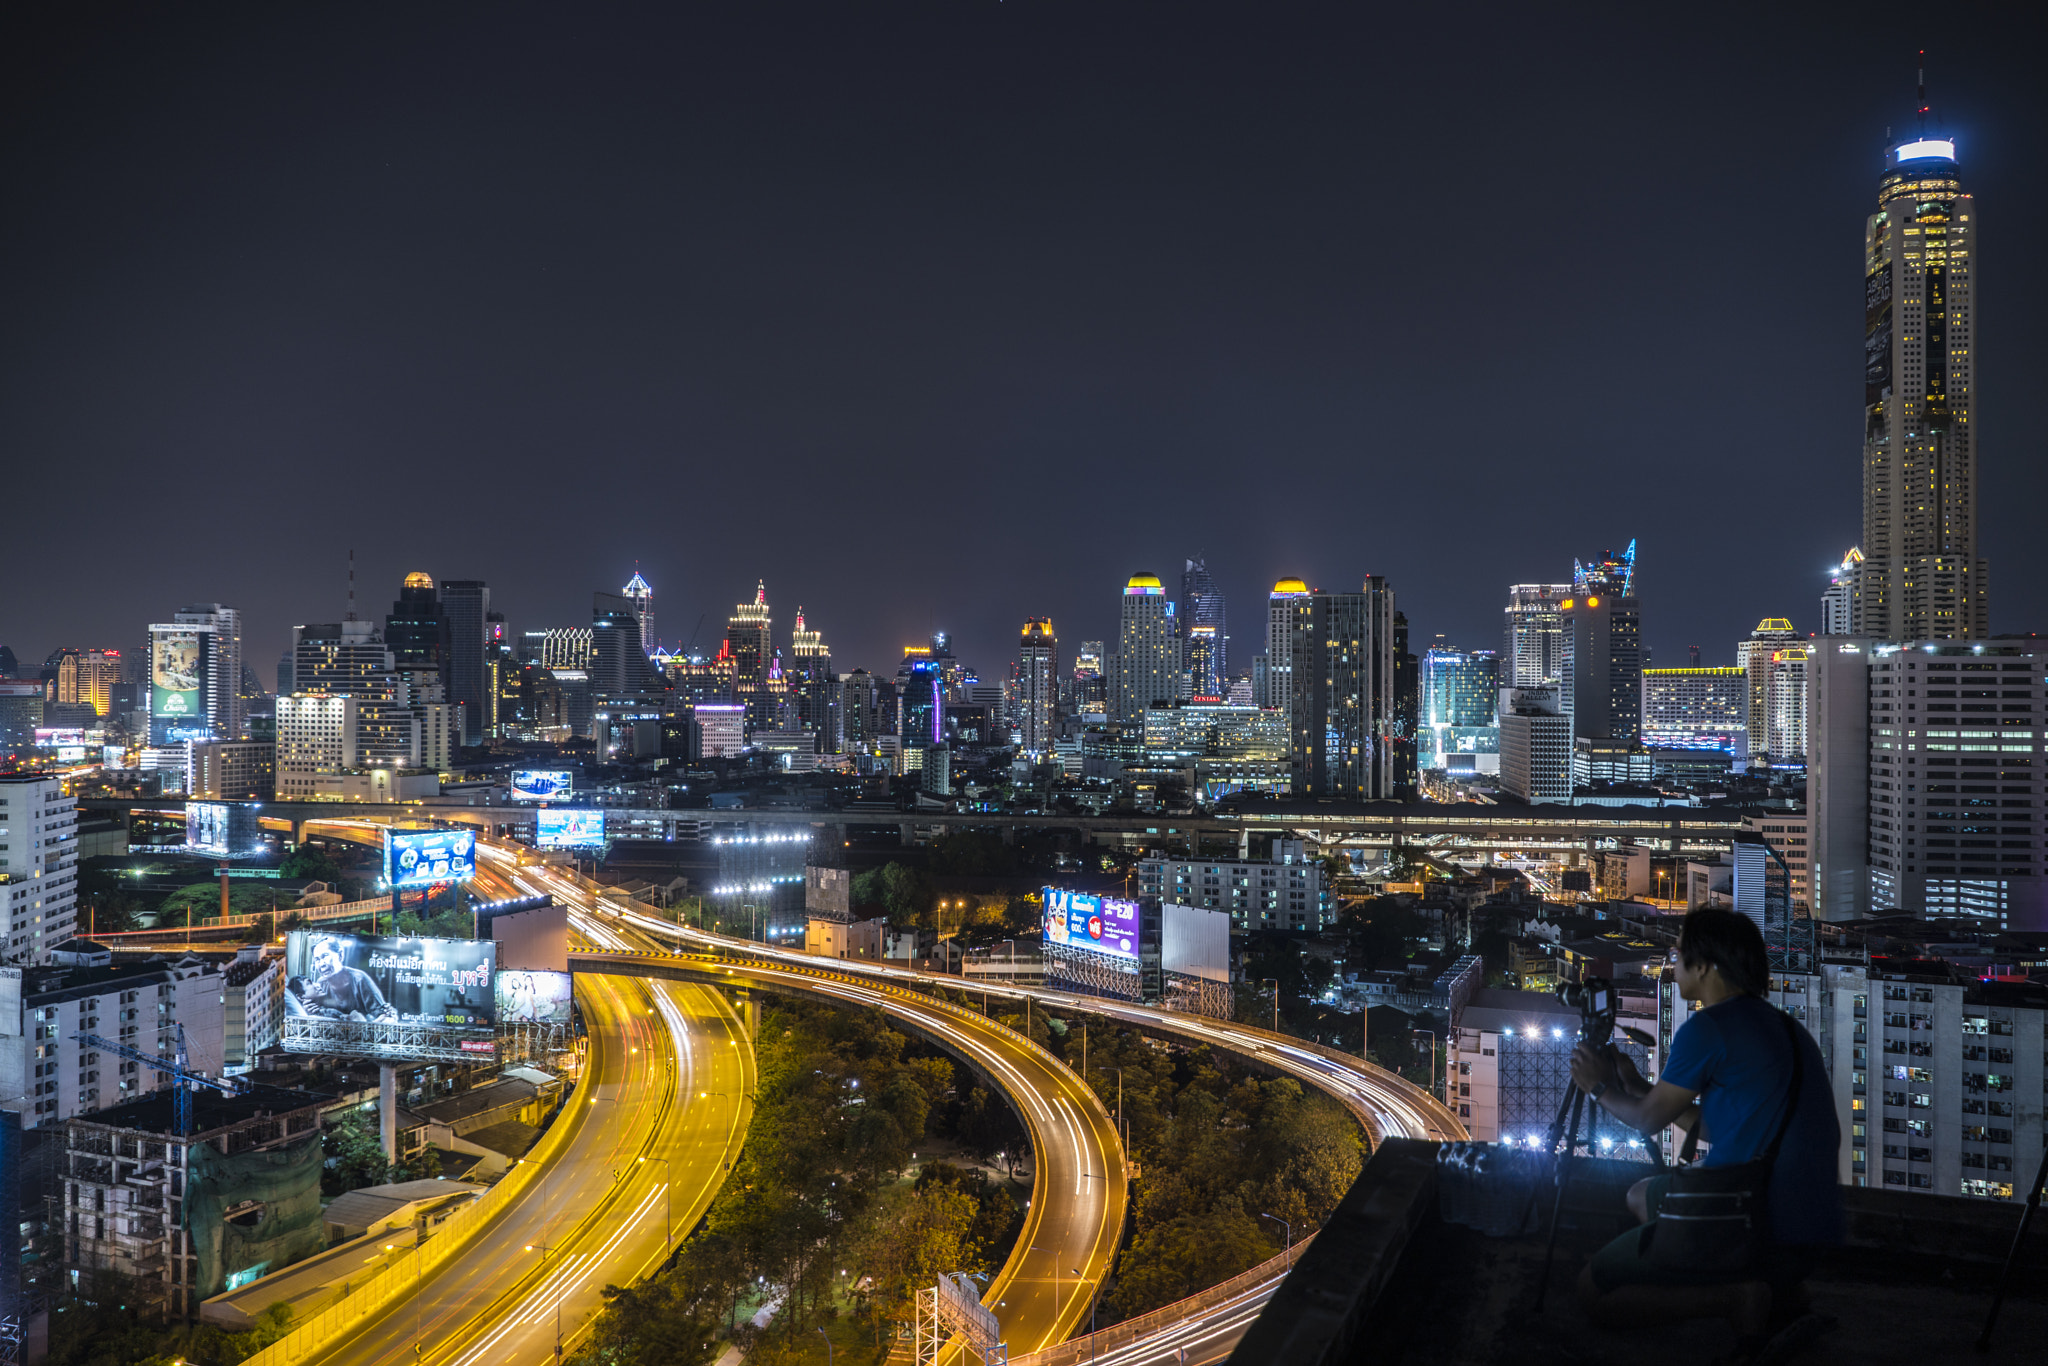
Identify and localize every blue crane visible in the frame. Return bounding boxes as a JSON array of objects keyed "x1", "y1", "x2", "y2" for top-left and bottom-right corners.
[{"x1": 73, "y1": 1024, "x2": 245, "y2": 1137}]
